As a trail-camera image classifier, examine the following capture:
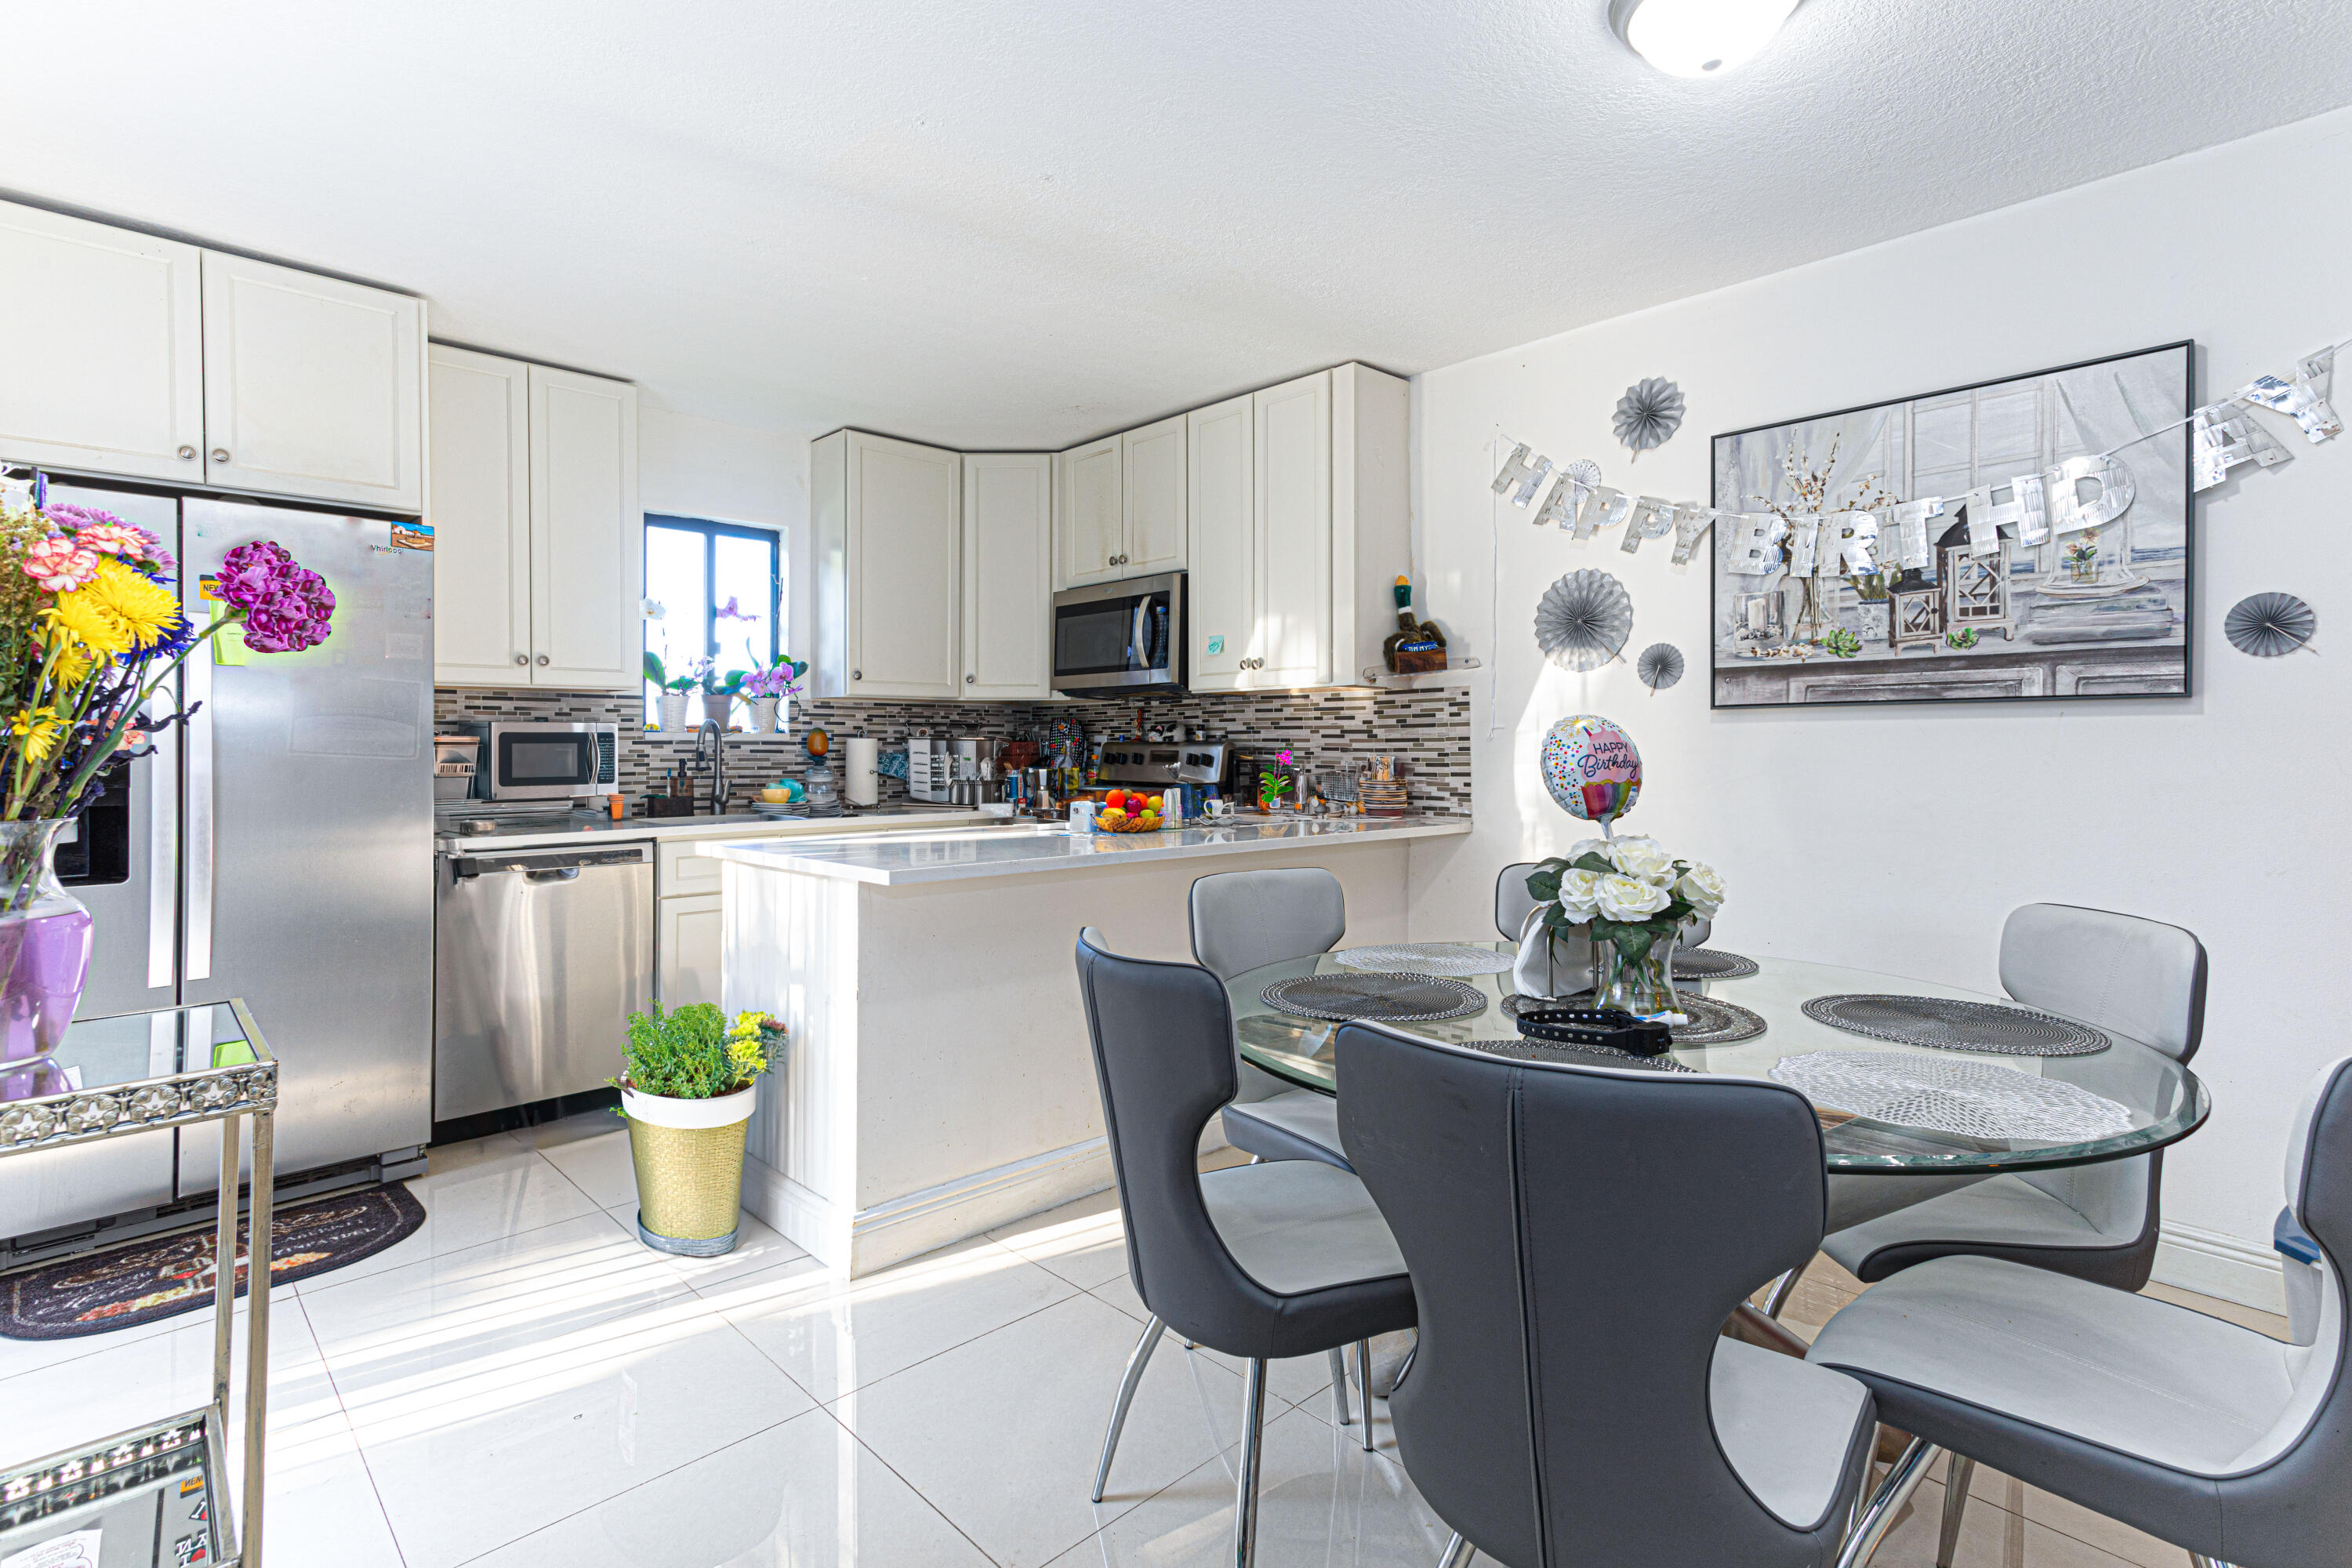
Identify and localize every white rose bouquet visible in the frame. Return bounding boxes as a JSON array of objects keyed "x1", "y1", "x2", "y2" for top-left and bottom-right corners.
[{"x1": 1526, "y1": 835, "x2": 1726, "y2": 966}]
